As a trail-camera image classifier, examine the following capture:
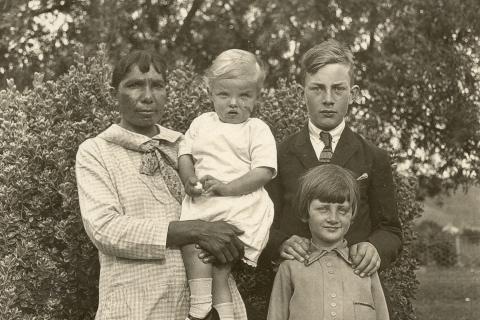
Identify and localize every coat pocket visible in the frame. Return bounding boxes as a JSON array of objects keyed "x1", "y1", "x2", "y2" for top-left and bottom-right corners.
[{"x1": 353, "y1": 300, "x2": 376, "y2": 320}]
